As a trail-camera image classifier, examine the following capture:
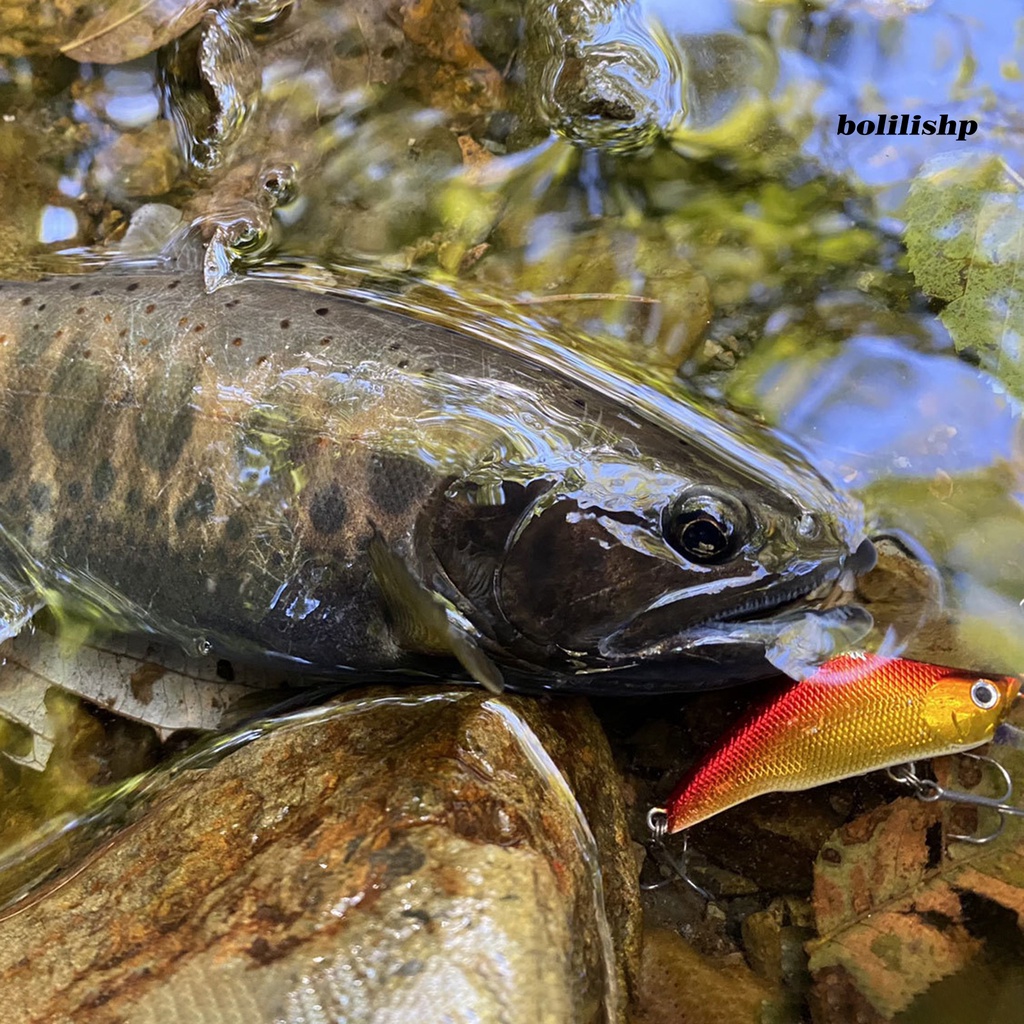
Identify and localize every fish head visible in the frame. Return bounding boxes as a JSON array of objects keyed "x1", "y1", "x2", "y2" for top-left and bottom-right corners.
[
  {"x1": 423, "y1": 425, "x2": 874, "y2": 690},
  {"x1": 923, "y1": 671, "x2": 1021, "y2": 747}
]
